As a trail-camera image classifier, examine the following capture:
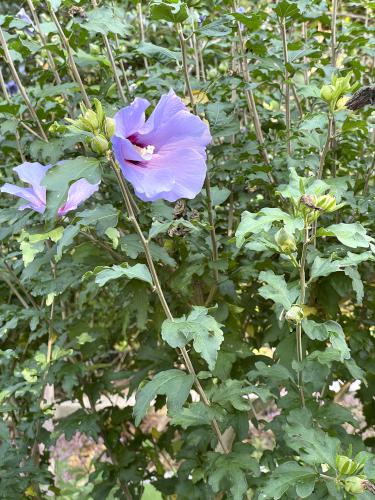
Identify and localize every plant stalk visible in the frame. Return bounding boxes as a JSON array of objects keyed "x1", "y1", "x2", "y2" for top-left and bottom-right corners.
[
  {"x1": 47, "y1": 3, "x2": 91, "y2": 108},
  {"x1": 0, "y1": 27, "x2": 48, "y2": 142},
  {"x1": 280, "y1": 17, "x2": 292, "y2": 155},
  {"x1": 110, "y1": 157, "x2": 228, "y2": 454}
]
